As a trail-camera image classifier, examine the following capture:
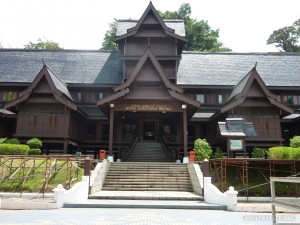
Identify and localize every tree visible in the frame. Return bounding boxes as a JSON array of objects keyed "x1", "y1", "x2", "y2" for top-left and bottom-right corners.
[
  {"x1": 158, "y1": 3, "x2": 231, "y2": 51},
  {"x1": 193, "y1": 138, "x2": 213, "y2": 160},
  {"x1": 267, "y1": 19, "x2": 300, "y2": 52},
  {"x1": 100, "y1": 22, "x2": 118, "y2": 50},
  {"x1": 24, "y1": 38, "x2": 63, "y2": 50},
  {"x1": 100, "y1": 3, "x2": 231, "y2": 52}
]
